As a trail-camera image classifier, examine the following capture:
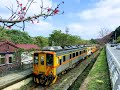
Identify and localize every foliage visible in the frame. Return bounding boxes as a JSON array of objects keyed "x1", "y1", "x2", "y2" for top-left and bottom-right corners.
[
  {"x1": 109, "y1": 26, "x2": 120, "y2": 43},
  {"x1": 117, "y1": 36, "x2": 120, "y2": 43},
  {"x1": 48, "y1": 30, "x2": 82, "y2": 46},
  {"x1": 90, "y1": 39, "x2": 98, "y2": 44},
  {"x1": 0, "y1": 27, "x2": 33, "y2": 44},
  {"x1": 112, "y1": 26, "x2": 120, "y2": 40},
  {"x1": 33, "y1": 36, "x2": 48, "y2": 48}
]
